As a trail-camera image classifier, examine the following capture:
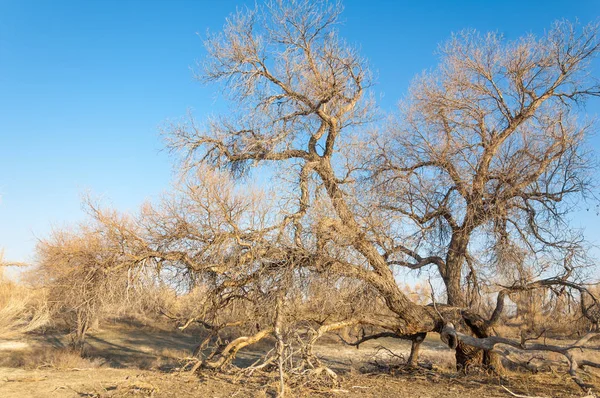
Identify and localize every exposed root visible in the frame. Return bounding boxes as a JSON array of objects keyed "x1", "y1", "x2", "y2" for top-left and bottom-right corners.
[{"x1": 445, "y1": 327, "x2": 600, "y2": 392}]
